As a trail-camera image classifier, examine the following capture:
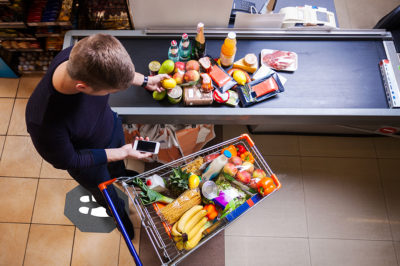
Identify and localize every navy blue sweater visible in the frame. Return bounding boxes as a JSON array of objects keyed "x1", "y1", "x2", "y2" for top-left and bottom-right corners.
[{"x1": 26, "y1": 46, "x2": 113, "y2": 169}]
